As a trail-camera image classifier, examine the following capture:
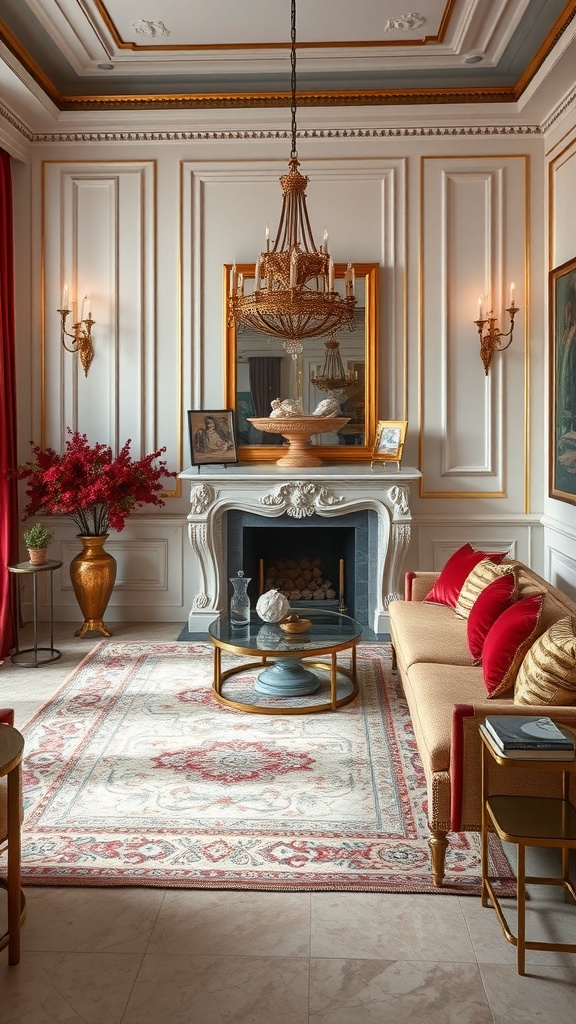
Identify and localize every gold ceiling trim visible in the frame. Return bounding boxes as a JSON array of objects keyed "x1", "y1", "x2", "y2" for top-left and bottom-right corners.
[
  {"x1": 0, "y1": 20, "x2": 61, "y2": 106},
  {"x1": 514, "y1": 0, "x2": 576, "y2": 96},
  {"x1": 2, "y1": 1, "x2": 575, "y2": 113},
  {"x1": 94, "y1": 0, "x2": 455, "y2": 51},
  {"x1": 58, "y1": 86, "x2": 520, "y2": 112}
]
